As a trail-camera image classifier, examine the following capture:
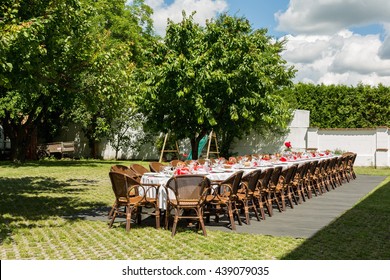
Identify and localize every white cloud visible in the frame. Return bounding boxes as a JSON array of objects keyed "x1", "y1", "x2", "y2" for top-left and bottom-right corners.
[
  {"x1": 275, "y1": 1, "x2": 390, "y2": 85},
  {"x1": 378, "y1": 23, "x2": 390, "y2": 59},
  {"x1": 134, "y1": 0, "x2": 390, "y2": 86},
  {"x1": 144, "y1": 0, "x2": 228, "y2": 36},
  {"x1": 282, "y1": 30, "x2": 390, "y2": 85},
  {"x1": 276, "y1": 0, "x2": 390, "y2": 35}
]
